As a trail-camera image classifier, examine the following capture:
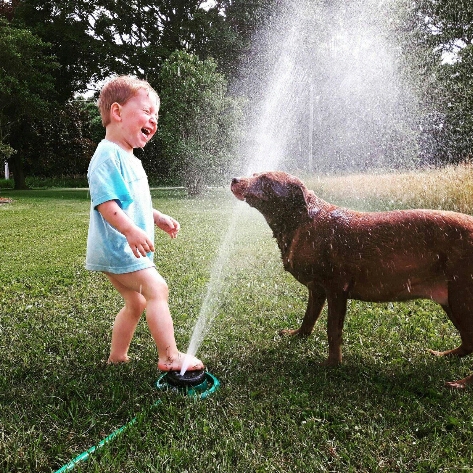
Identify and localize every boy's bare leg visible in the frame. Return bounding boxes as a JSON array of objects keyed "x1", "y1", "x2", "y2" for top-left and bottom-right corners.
[
  {"x1": 105, "y1": 268, "x2": 204, "y2": 371},
  {"x1": 106, "y1": 274, "x2": 147, "y2": 363}
]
